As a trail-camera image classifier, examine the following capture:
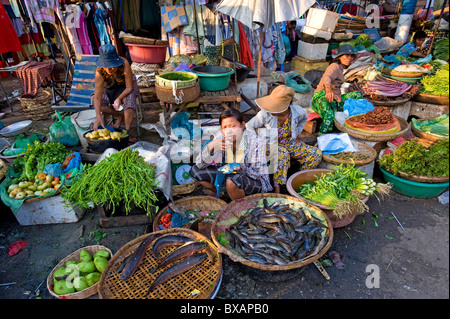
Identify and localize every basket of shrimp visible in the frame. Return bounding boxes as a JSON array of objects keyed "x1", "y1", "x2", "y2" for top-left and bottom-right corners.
[
  {"x1": 211, "y1": 194, "x2": 334, "y2": 271},
  {"x1": 97, "y1": 228, "x2": 222, "y2": 299}
]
